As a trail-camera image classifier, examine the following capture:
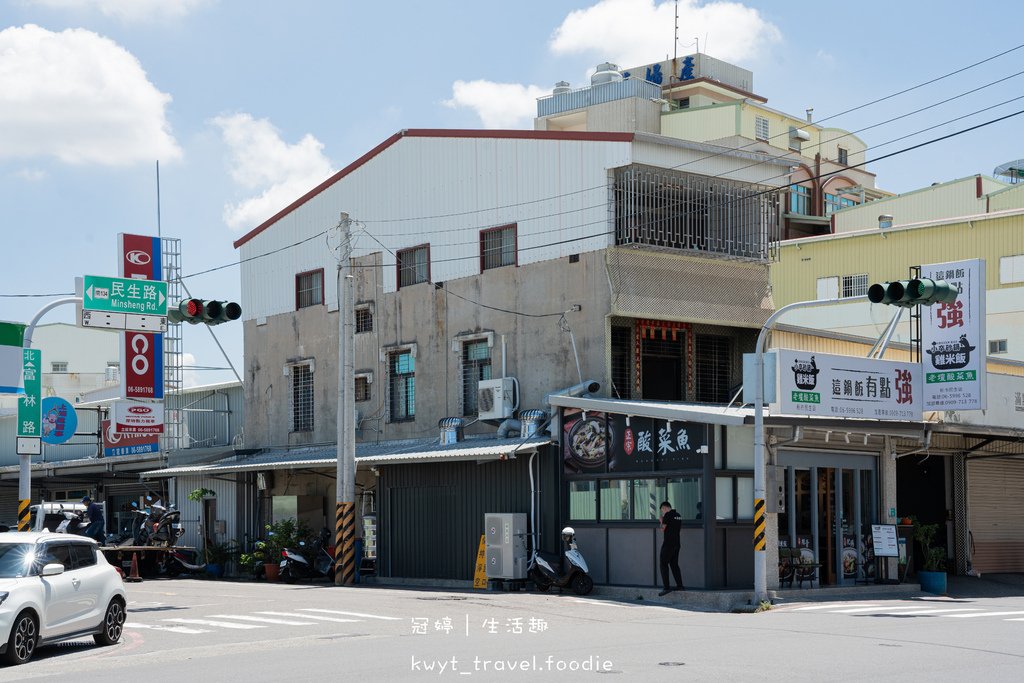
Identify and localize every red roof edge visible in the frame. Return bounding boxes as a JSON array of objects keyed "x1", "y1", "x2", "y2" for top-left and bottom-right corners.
[{"x1": 232, "y1": 129, "x2": 635, "y2": 249}]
